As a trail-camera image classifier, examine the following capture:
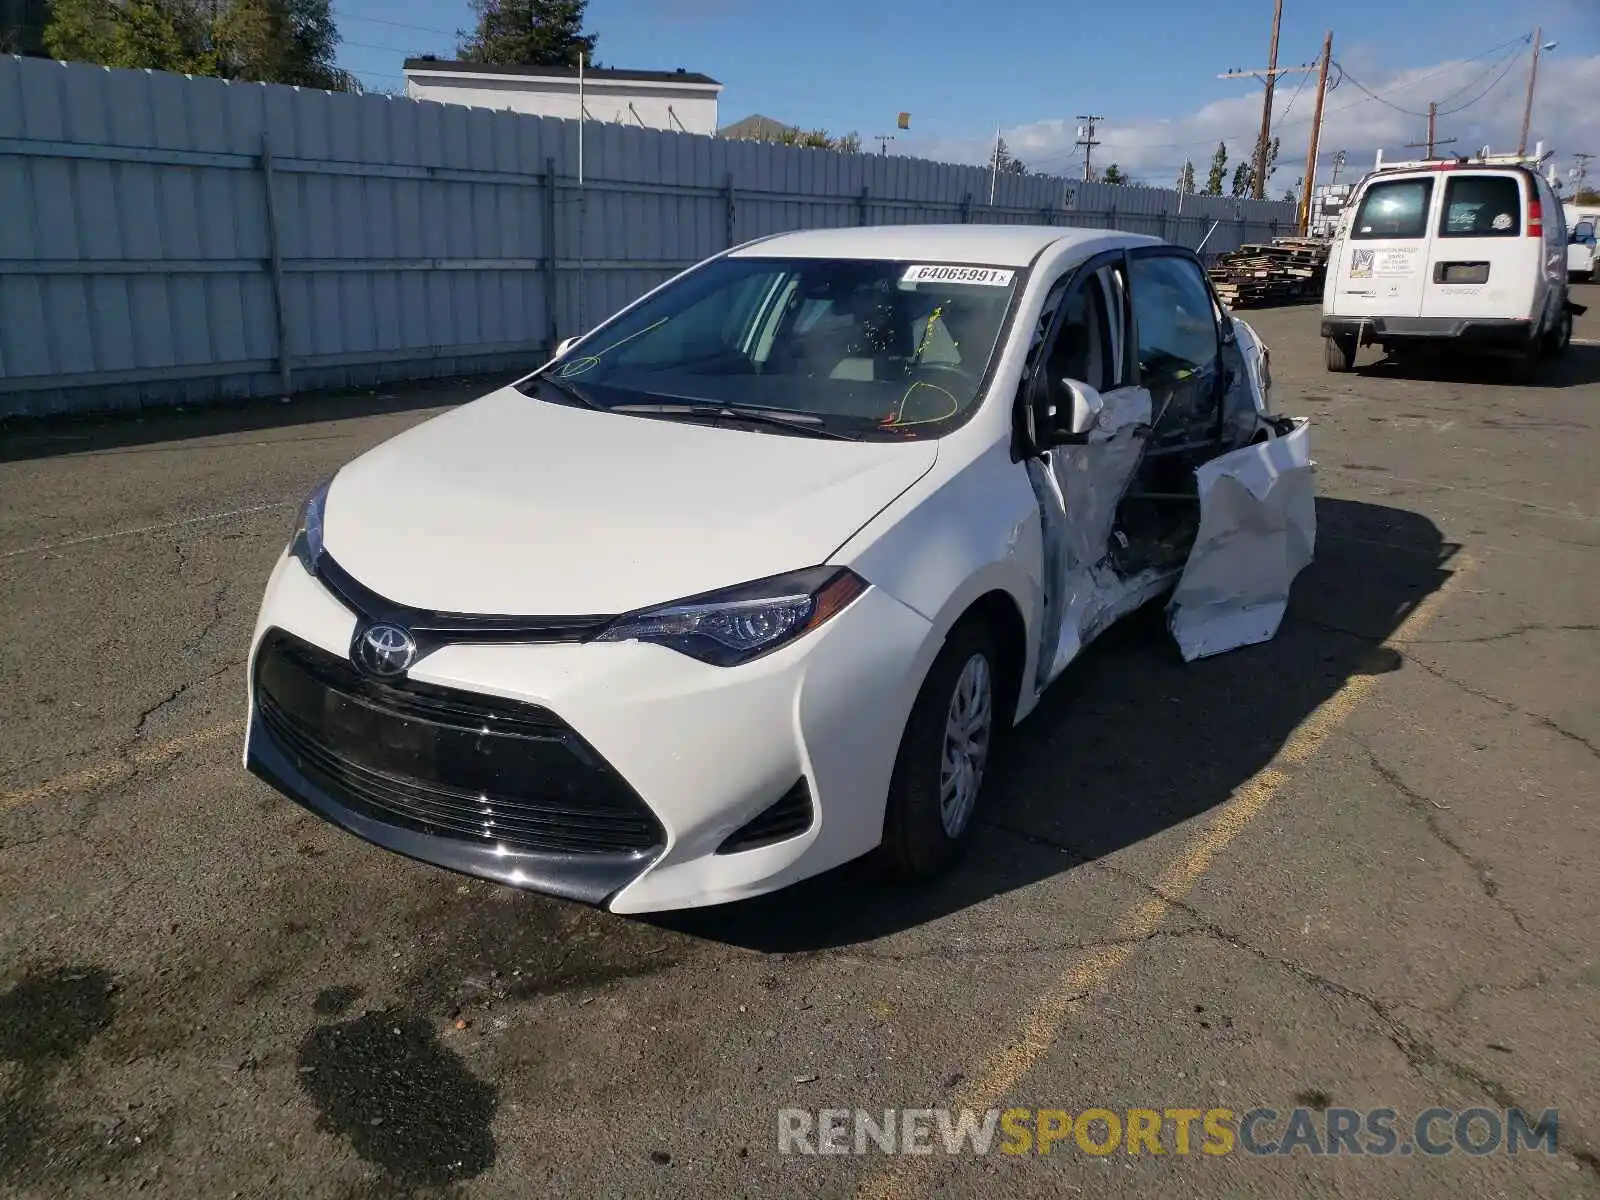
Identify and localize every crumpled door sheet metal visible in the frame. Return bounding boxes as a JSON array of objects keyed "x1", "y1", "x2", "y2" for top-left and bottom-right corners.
[
  {"x1": 1166, "y1": 417, "x2": 1316, "y2": 662},
  {"x1": 1026, "y1": 387, "x2": 1164, "y2": 687}
]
